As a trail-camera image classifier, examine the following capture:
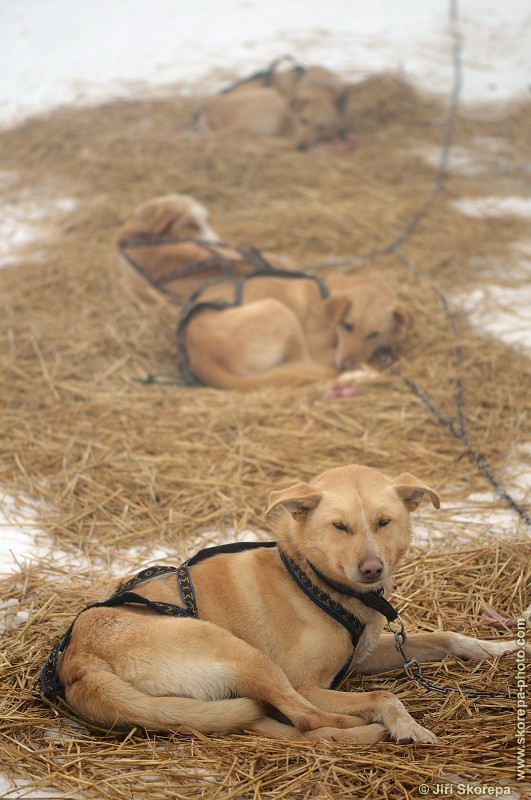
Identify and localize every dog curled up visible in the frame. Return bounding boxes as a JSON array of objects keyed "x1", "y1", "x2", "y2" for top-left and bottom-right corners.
[
  {"x1": 115, "y1": 193, "x2": 414, "y2": 388},
  {"x1": 180, "y1": 270, "x2": 413, "y2": 389},
  {"x1": 197, "y1": 65, "x2": 349, "y2": 150},
  {"x1": 44, "y1": 464, "x2": 527, "y2": 743}
]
